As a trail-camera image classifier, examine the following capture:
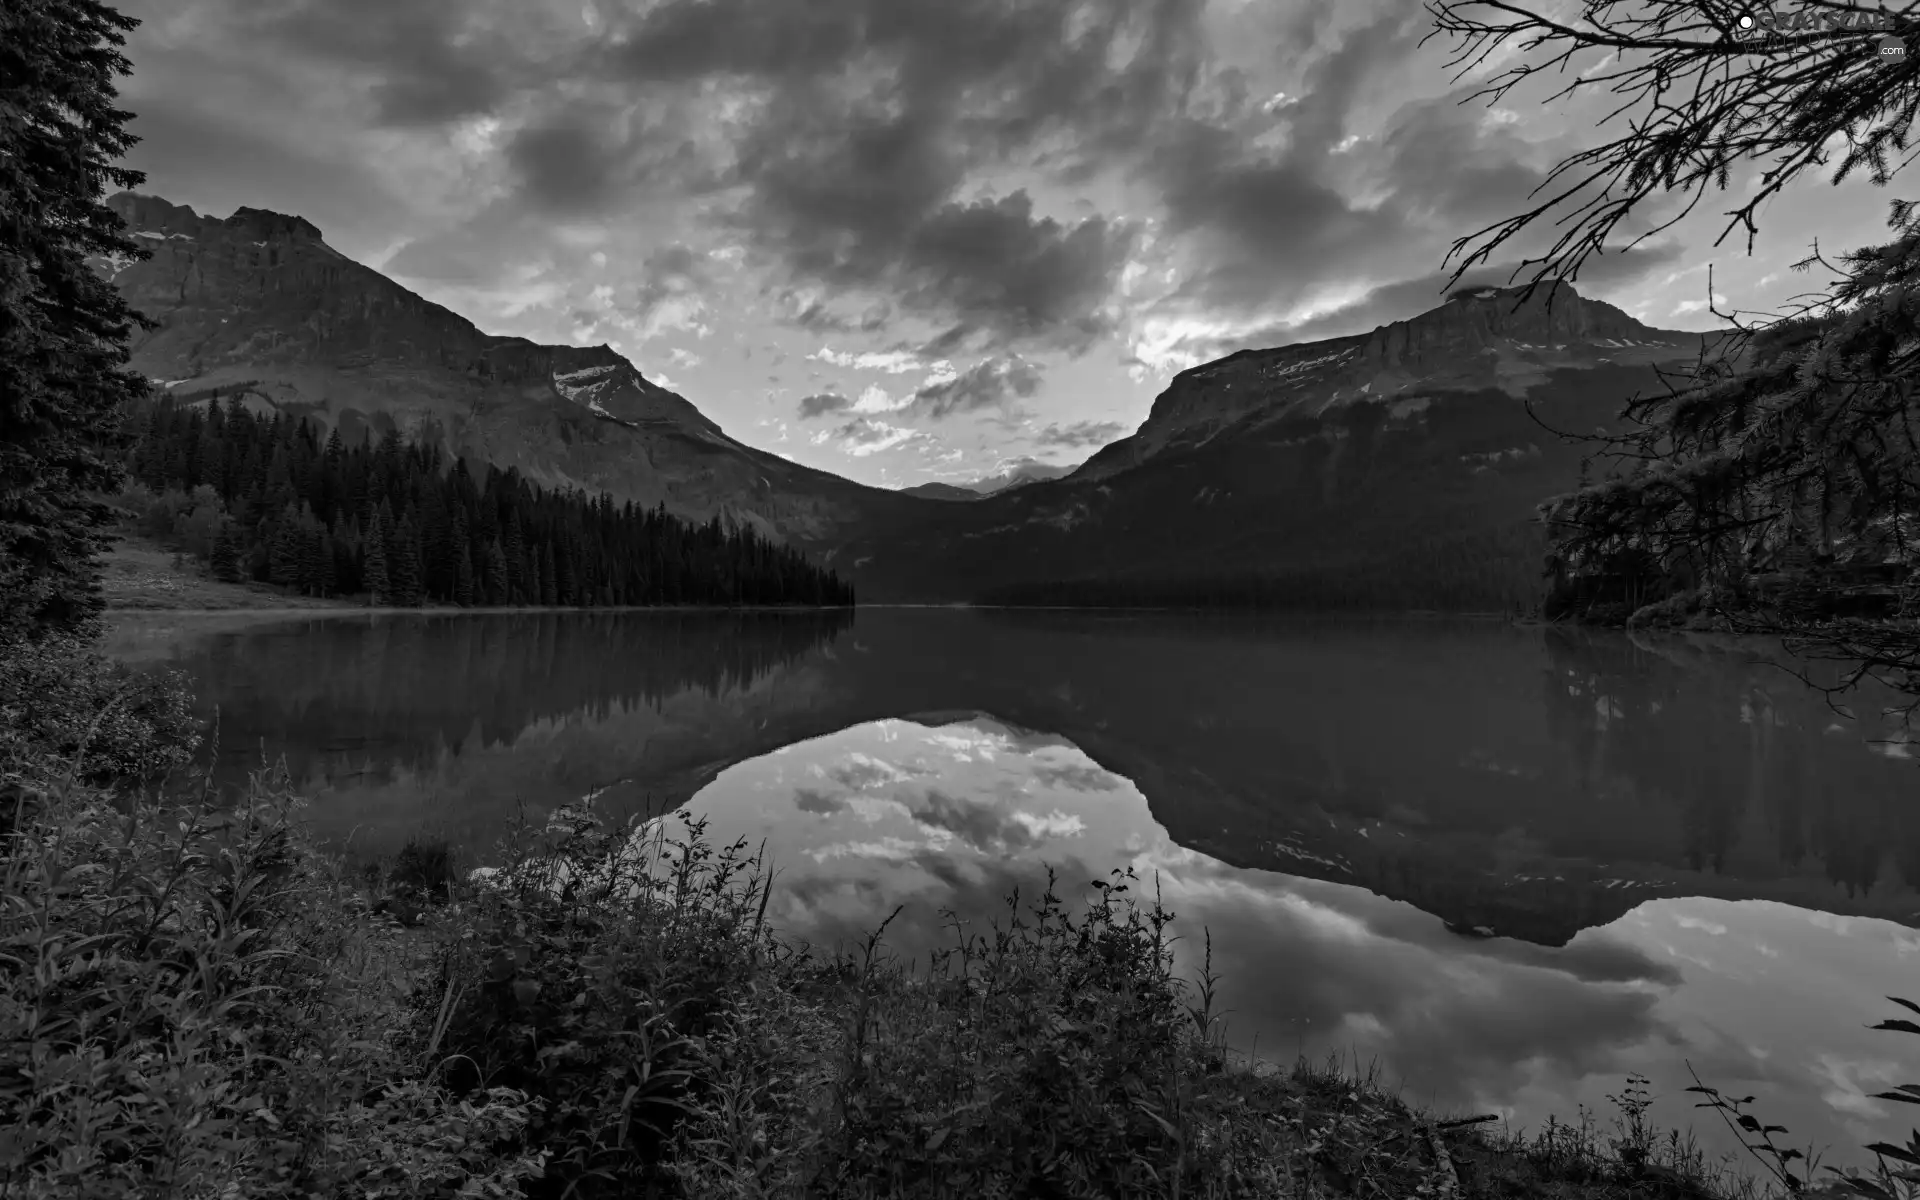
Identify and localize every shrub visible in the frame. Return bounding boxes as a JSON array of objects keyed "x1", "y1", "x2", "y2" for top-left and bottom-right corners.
[
  {"x1": 0, "y1": 634, "x2": 202, "y2": 788},
  {"x1": 413, "y1": 806, "x2": 780, "y2": 1198},
  {"x1": 0, "y1": 761, "x2": 550, "y2": 1199}
]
